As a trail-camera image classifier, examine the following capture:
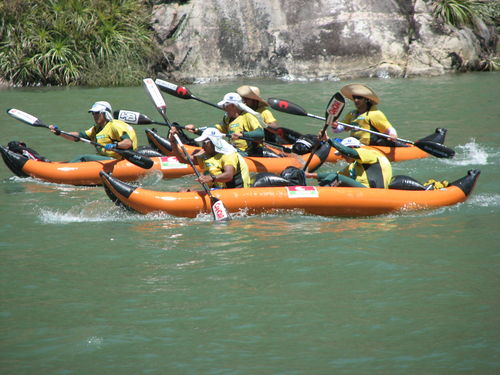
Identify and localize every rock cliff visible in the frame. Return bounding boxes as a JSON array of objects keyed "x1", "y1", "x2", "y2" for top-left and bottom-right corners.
[{"x1": 151, "y1": 0, "x2": 496, "y2": 83}]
